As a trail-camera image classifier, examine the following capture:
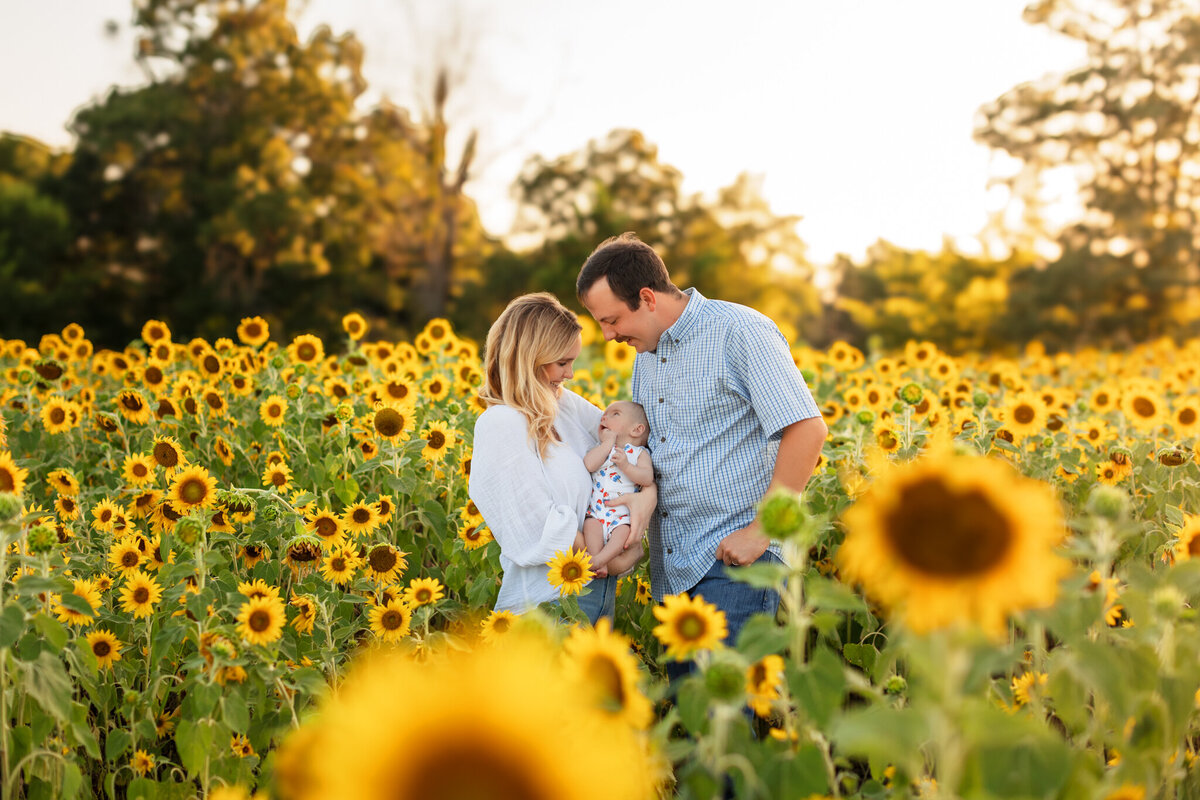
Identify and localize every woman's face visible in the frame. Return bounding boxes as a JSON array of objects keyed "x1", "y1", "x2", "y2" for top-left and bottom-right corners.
[{"x1": 540, "y1": 335, "x2": 582, "y2": 393}]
